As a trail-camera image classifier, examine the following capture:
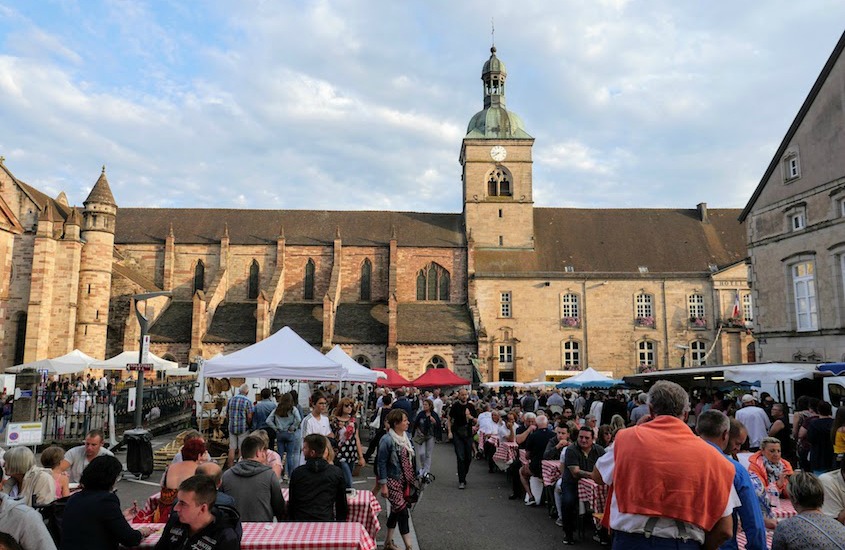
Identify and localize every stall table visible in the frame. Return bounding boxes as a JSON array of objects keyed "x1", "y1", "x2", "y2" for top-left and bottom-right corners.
[
  {"x1": 131, "y1": 522, "x2": 376, "y2": 550},
  {"x1": 282, "y1": 488, "x2": 382, "y2": 539}
]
